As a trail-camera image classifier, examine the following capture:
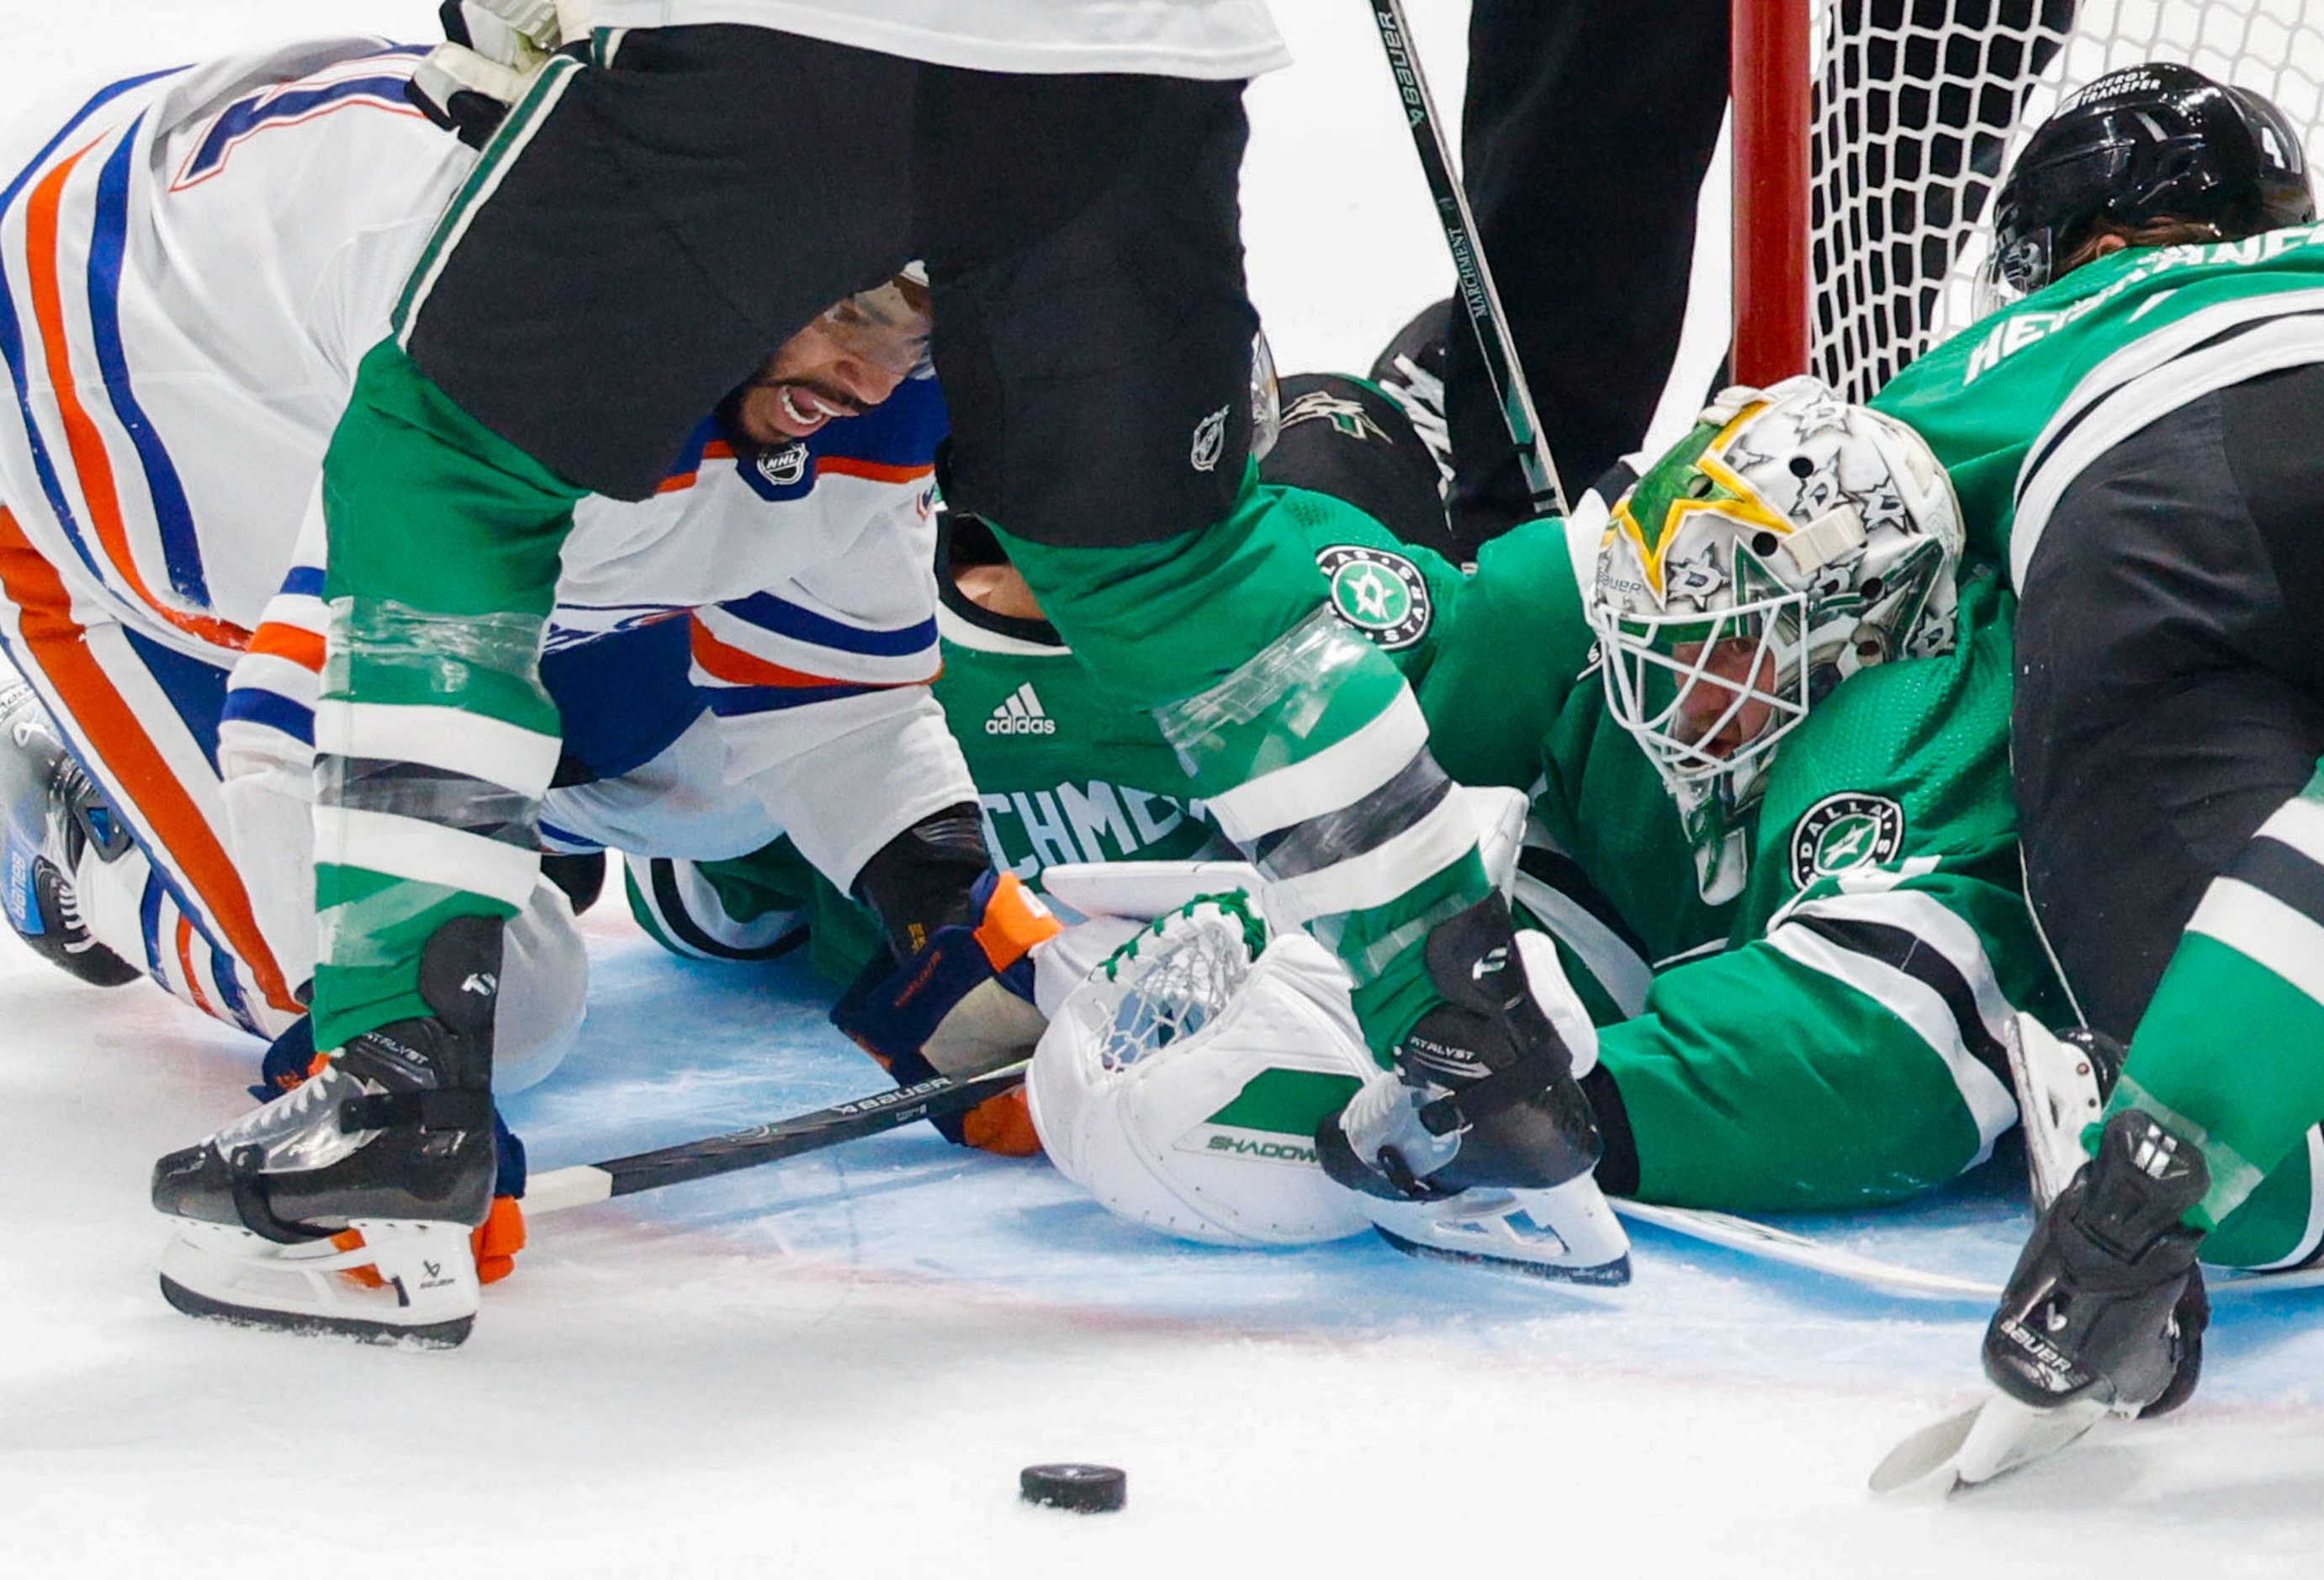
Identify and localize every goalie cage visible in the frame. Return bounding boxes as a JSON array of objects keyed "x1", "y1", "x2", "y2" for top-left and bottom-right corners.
[{"x1": 1732, "y1": 0, "x2": 2324, "y2": 398}]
